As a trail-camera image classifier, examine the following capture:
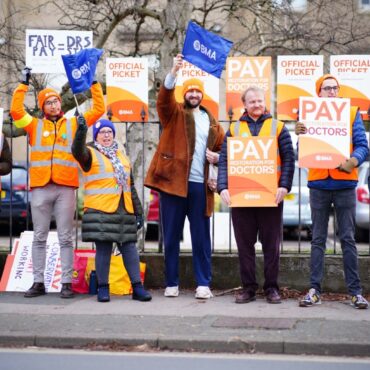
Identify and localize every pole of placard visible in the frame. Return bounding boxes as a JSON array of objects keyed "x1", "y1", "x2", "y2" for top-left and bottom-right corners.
[
  {"x1": 9, "y1": 116, "x2": 13, "y2": 253},
  {"x1": 227, "y1": 107, "x2": 233, "y2": 254},
  {"x1": 140, "y1": 107, "x2": 146, "y2": 252},
  {"x1": 367, "y1": 105, "x2": 370, "y2": 255}
]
